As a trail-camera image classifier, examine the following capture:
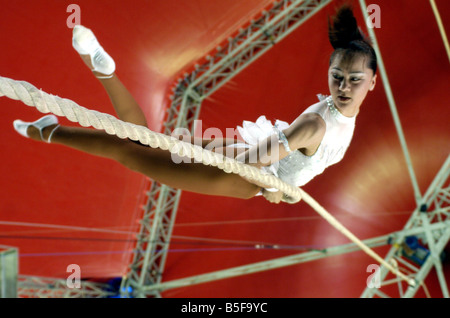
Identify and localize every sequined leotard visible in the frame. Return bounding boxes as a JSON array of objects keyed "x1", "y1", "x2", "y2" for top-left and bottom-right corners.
[{"x1": 235, "y1": 95, "x2": 356, "y2": 191}]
